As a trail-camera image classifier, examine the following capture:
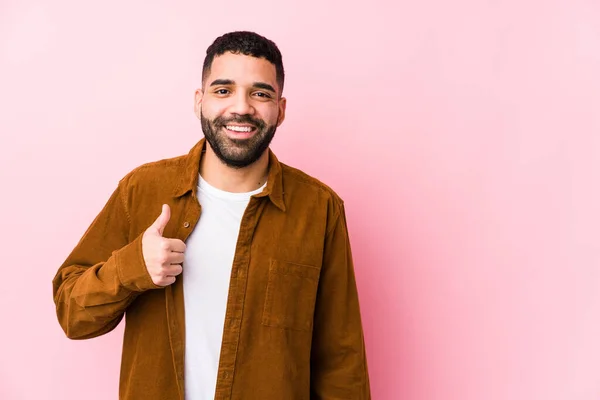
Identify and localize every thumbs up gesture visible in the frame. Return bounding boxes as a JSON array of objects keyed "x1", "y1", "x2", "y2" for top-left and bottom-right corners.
[{"x1": 142, "y1": 204, "x2": 186, "y2": 287}]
